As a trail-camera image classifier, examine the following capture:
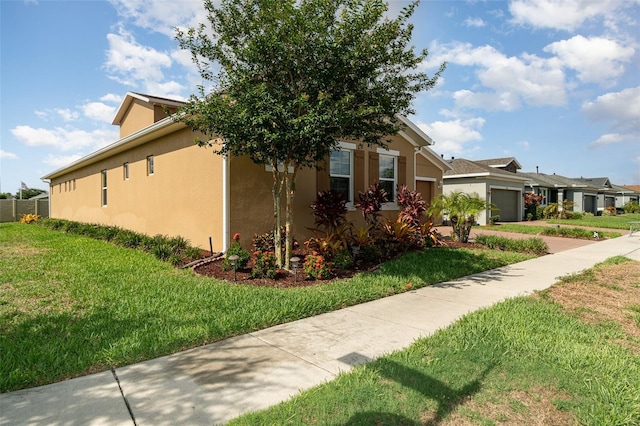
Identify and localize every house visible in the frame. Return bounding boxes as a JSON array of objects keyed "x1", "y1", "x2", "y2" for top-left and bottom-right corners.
[
  {"x1": 442, "y1": 157, "x2": 529, "y2": 224},
  {"x1": 613, "y1": 185, "x2": 640, "y2": 210},
  {"x1": 520, "y1": 172, "x2": 600, "y2": 214},
  {"x1": 42, "y1": 92, "x2": 451, "y2": 251},
  {"x1": 573, "y1": 177, "x2": 618, "y2": 213}
]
